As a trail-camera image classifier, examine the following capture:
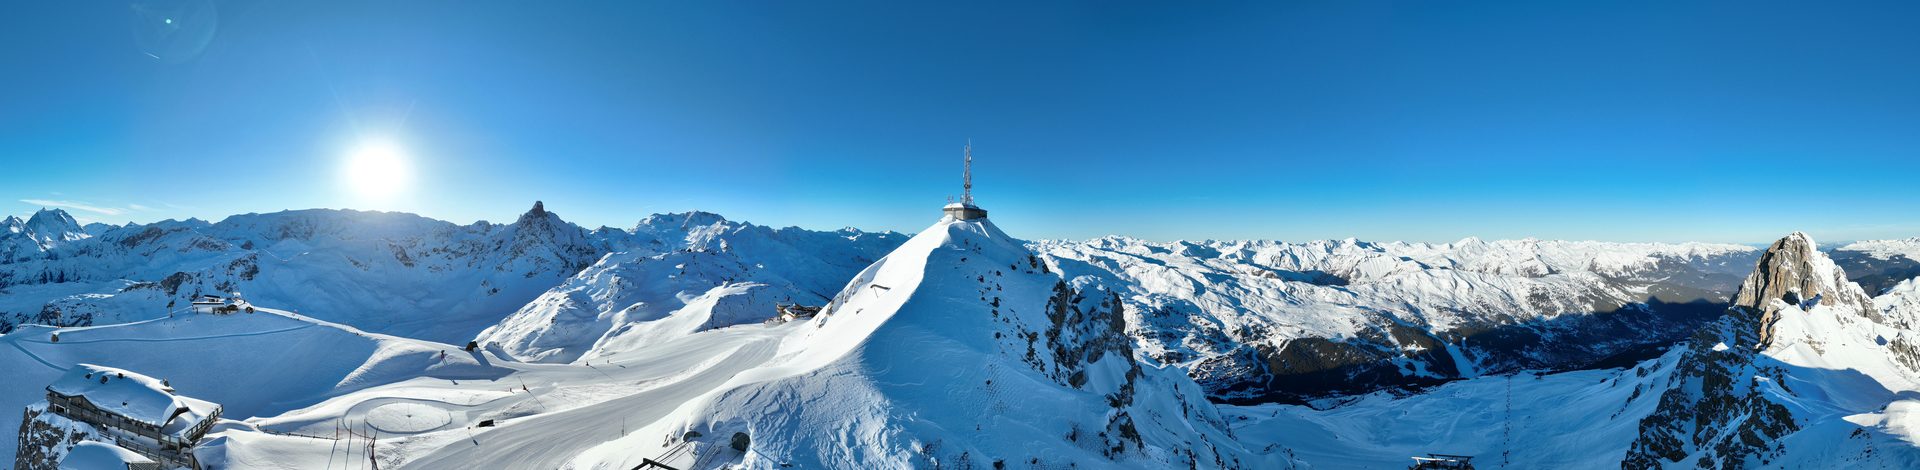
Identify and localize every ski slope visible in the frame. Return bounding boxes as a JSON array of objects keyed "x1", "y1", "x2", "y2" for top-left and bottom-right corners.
[{"x1": 0, "y1": 307, "x2": 509, "y2": 465}]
